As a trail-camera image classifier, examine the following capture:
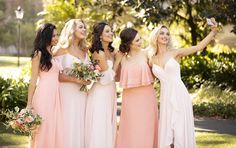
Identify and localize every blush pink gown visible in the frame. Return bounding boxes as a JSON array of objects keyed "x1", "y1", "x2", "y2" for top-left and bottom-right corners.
[
  {"x1": 31, "y1": 58, "x2": 64, "y2": 148},
  {"x1": 152, "y1": 57, "x2": 196, "y2": 148},
  {"x1": 116, "y1": 58, "x2": 158, "y2": 148}
]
